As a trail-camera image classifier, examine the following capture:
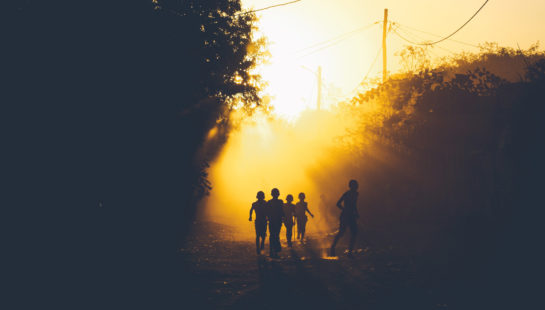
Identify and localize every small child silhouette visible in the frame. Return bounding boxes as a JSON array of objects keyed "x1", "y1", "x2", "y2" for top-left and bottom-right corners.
[
  {"x1": 282, "y1": 194, "x2": 296, "y2": 247},
  {"x1": 294, "y1": 192, "x2": 314, "y2": 242}
]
